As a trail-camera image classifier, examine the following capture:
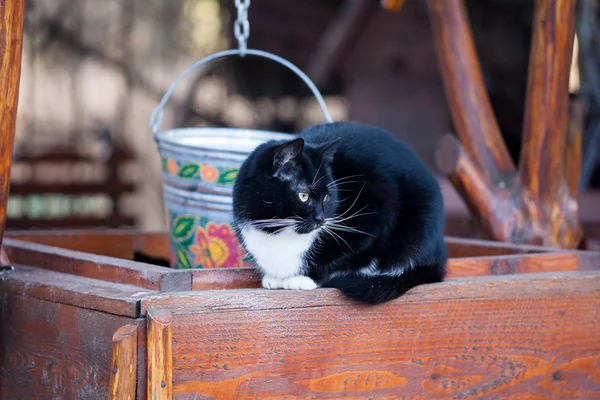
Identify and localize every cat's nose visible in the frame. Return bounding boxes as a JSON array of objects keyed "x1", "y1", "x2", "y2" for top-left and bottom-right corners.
[{"x1": 315, "y1": 209, "x2": 325, "y2": 225}]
